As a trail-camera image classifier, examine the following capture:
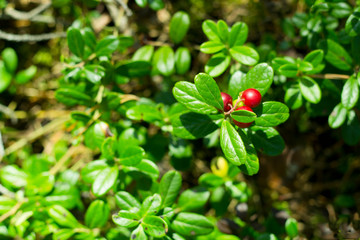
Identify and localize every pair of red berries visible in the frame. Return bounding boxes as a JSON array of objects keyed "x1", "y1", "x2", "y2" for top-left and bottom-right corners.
[{"x1": 221, "y1": 88, "x2": 262, "y2": 128}]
